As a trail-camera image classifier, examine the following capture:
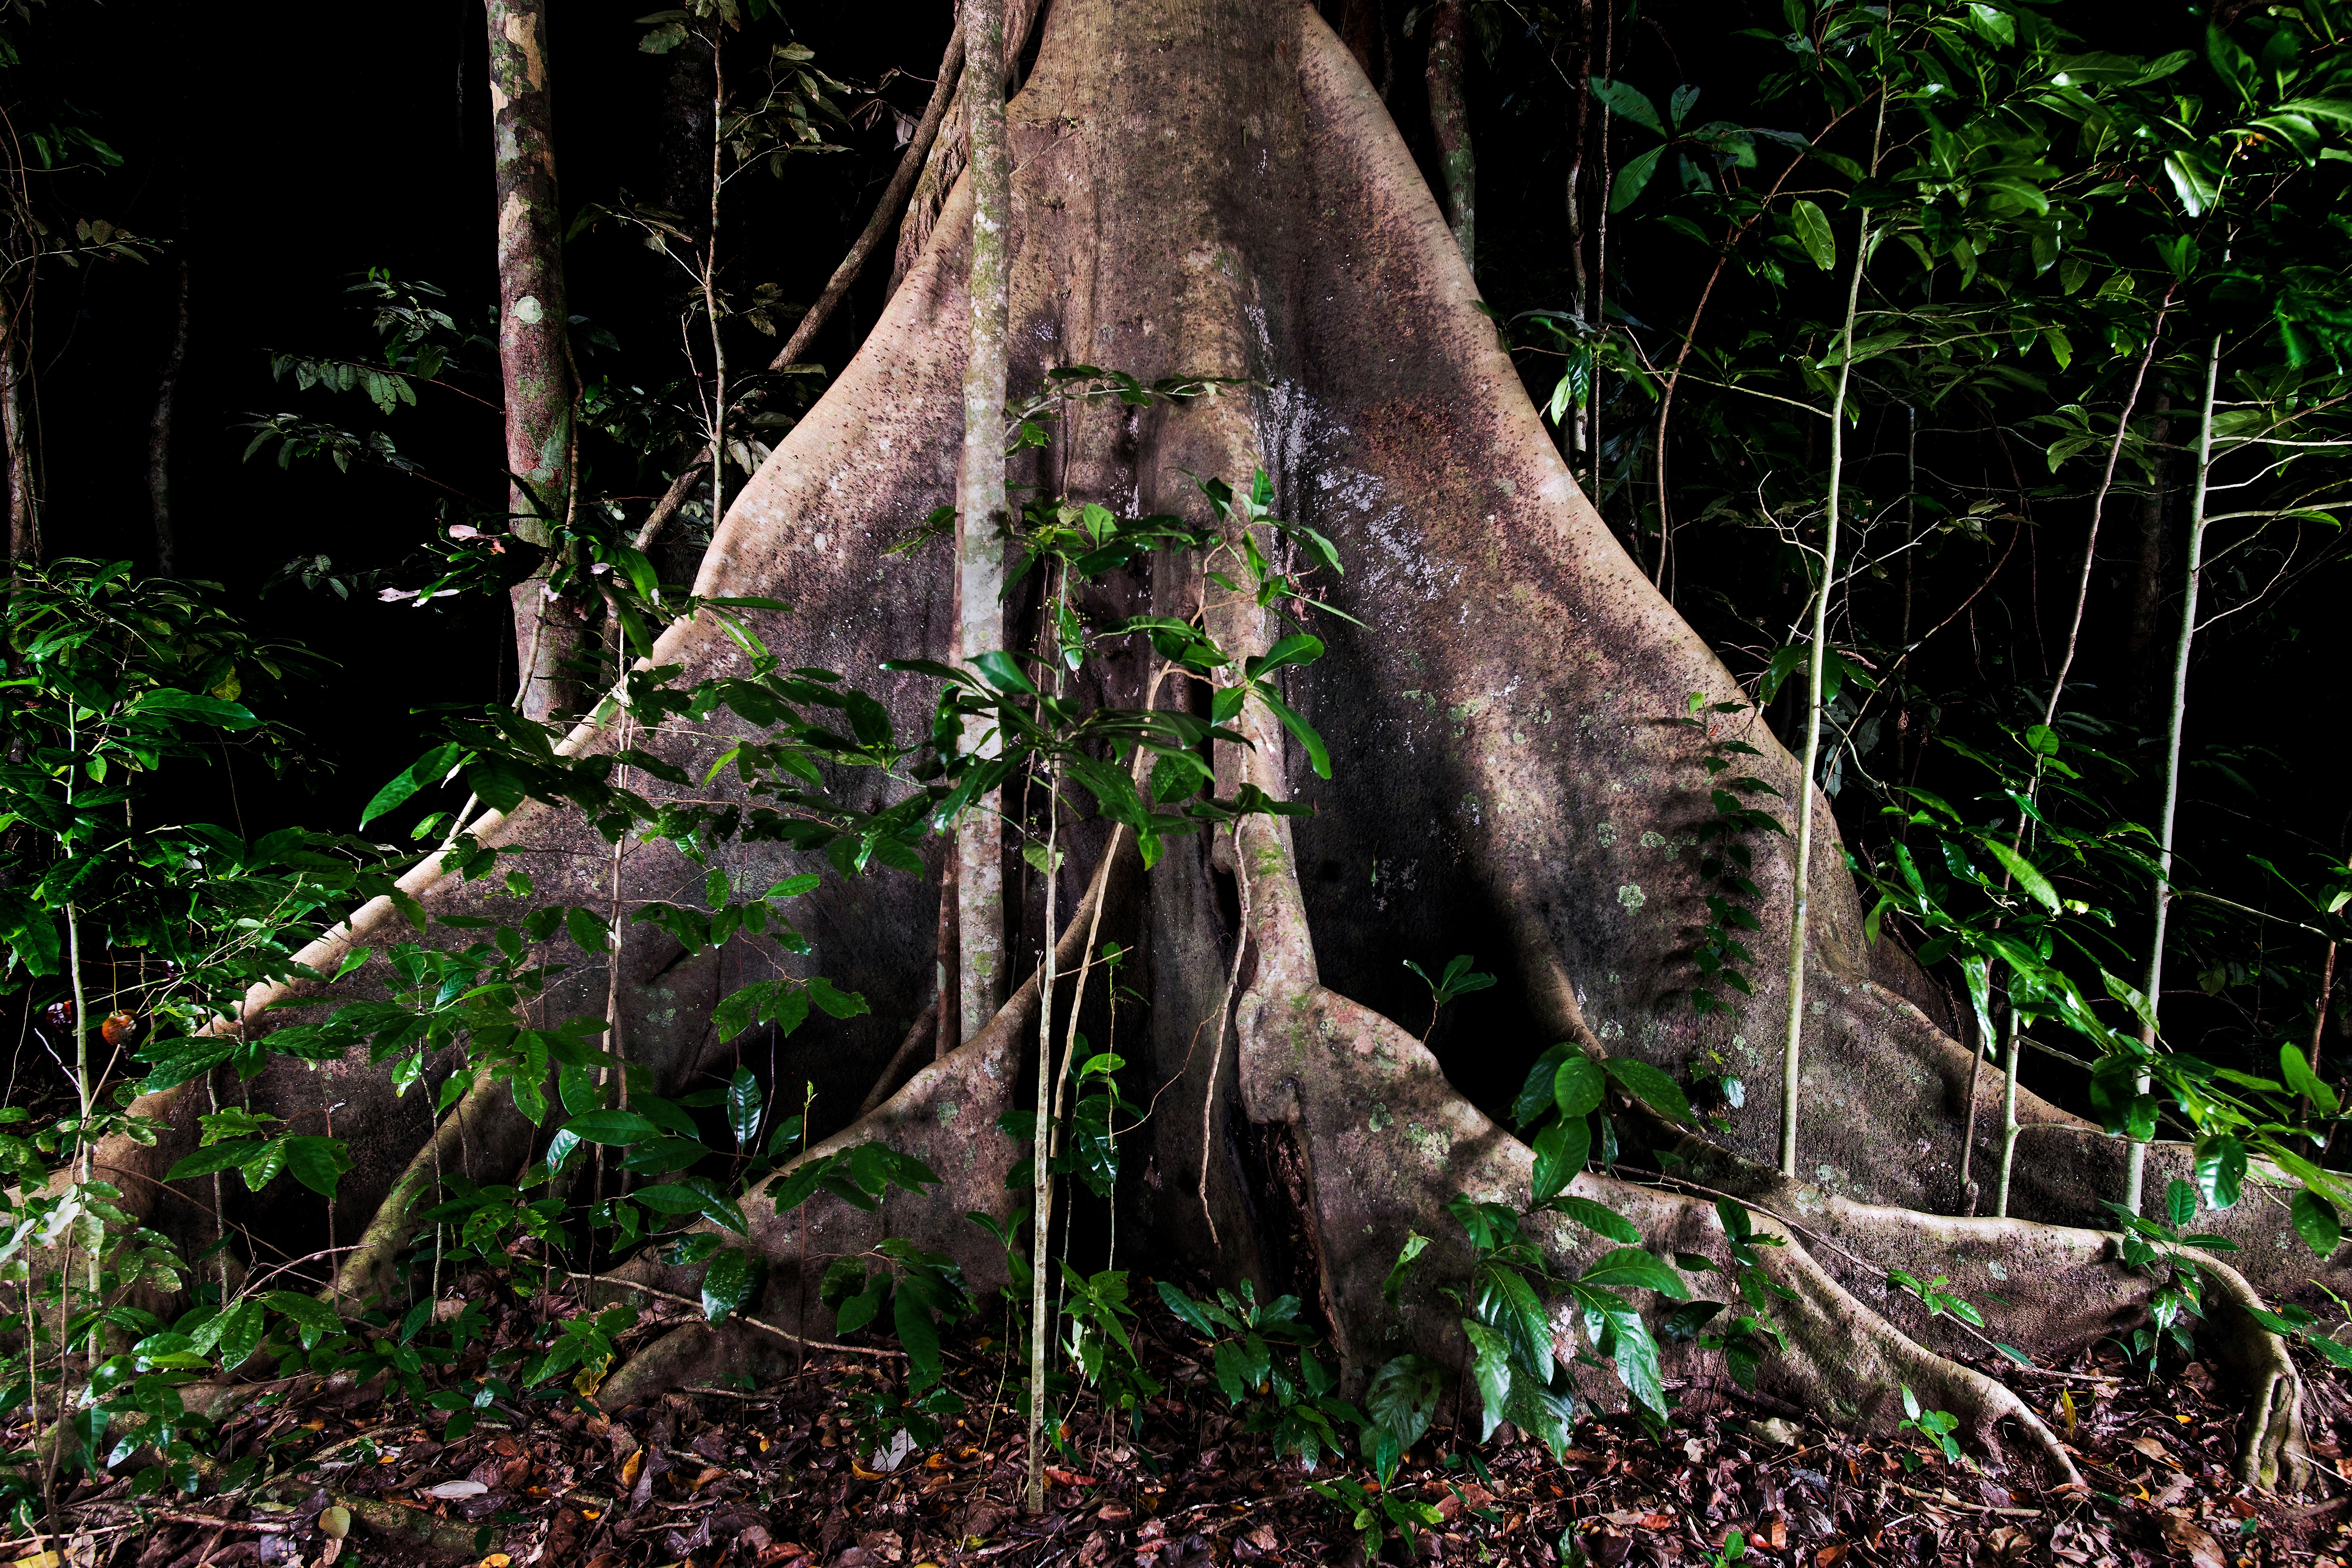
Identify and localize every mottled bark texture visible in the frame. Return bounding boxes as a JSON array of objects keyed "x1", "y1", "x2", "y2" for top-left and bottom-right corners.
[
  {"x1": 956, "y1": 0, "x2": 1012, "y2": 1046},
  {"x1": 56, "y1": 0, "x2": 2339, "y2": 1487},
  {"x1": 487, "y1": 0, "x2": 580, "y2": 721},
  {"x1": 1424, "y1": 0, "x2": 1475, "y2": 270},
  {"x1": 1, "y1": 288, "x2": 34, "y2": 563}
]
